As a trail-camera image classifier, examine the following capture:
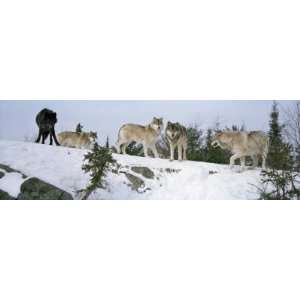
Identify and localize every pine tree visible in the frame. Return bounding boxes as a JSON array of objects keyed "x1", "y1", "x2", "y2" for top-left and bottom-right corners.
[
  {"x1": 203, "y1": 128, "x2": 230, "y2": 164},
  {"x1": 186, "y1": 124, "x2": 204, "y2": 161},
  {"x1": 259, "y1": 168, "x2": 300, "y2": 200},
  {"x1": 257, "y1": 102, "x2": 298, "y2": 199},
  {"x1": 295, "y1": 145, "x2": 300, "y2": 172},
  {"x1": 105, "y1": 136, "x2": 110, "y2": 149},
  {"x1": 81, "y1": 143, "x2": 116, "y2": 199},
  {"x1": 76, "y1": 123, "x2": 83, "y2": 133},
  {"x1": 267, "y1": 101, "x2": 293, "y2": 170}
]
